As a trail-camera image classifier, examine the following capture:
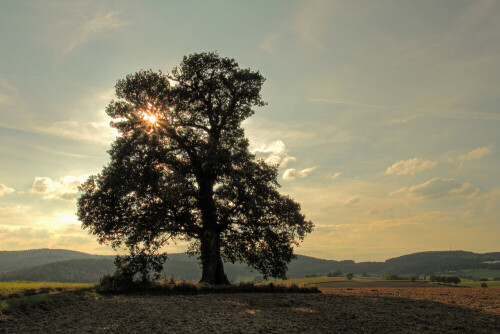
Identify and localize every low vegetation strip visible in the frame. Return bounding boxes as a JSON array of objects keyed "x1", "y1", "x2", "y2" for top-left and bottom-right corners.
[
  {"x1": 272, "y1": 276, "x2": 346, "y2": 286},
  {"x1": 458, "y1": 281, "x2": 500, "y2": 288},
  {"x1": 97, "y1": 277, "x2": 321, "y2": 295},
  {"x1": 0, "y1": 289, "x2": 100, "y2": 315},
  {"x1": 0, "y1": 281, "x2": 93, "y2": 300}
]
